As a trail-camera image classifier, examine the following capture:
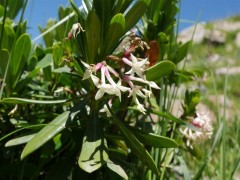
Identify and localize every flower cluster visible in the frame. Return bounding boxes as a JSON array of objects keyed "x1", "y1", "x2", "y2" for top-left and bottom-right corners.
[
  {"x1": 81, "y1": 53, "x2": 160, "y2": 114},
  {"x1": 180, "y1": 112, "x2": 213, "y2": 148},
  {"x1": 67, "y1": 24, "x2": 160, "y2": 114},
  {"x1": 80, "y1": 40, "x2": 160, "y2": 114}
]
